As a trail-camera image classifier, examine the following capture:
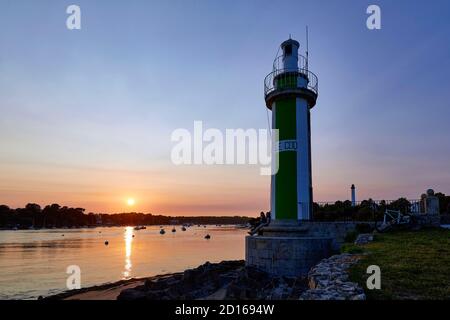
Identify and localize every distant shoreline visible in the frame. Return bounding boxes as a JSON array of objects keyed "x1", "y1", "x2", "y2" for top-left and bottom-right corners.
[{"x1": 0, "y1": 223, "x2": 250, "y2": 231}]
